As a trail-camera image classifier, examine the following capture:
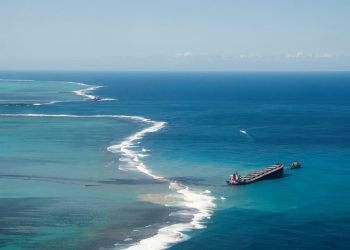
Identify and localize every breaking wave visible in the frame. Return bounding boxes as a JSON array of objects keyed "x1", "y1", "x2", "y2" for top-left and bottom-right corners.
[
  {"x1": 71, "y1": 82, "x2": 116, "y2": 101},
  {"x1": 0, "y1": 101, "x2": 62, "y2": 107},
  {"x1": 72, "y1": 83, "x2": 102, "y2": 100},
  {"x1": 0, "y1": 79, "x2": 116, "y2": 106},
  {"x1": 0, "y1": 113, "x2": 216, "y2": 250},
  {"x1": 106, "y1": 118, "x2": 216, "y2": 250}
]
